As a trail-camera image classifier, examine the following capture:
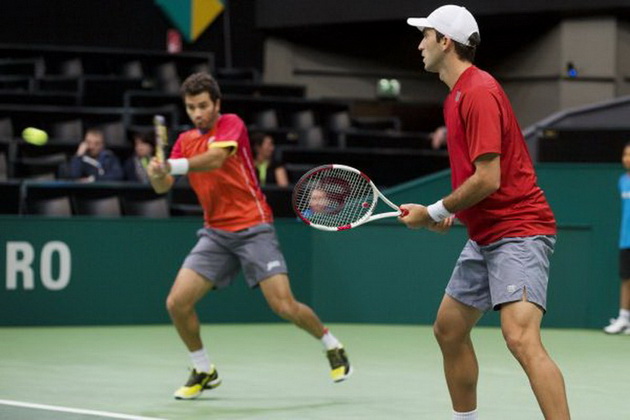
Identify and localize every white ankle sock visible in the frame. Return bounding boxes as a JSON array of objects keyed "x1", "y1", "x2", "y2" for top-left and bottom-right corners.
[
  {"x1": 453, "y1": 409, "x2": 478, "y2": 419},
  {"x1": 190, "y1": 348, "x2": 211, "y2": 373},
  {"x1": 620, "y1": 309, "x2": 630, "y2": 320},
  {"x1": 320, "y1": 328, "x2": 341, "y2": 350}
]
